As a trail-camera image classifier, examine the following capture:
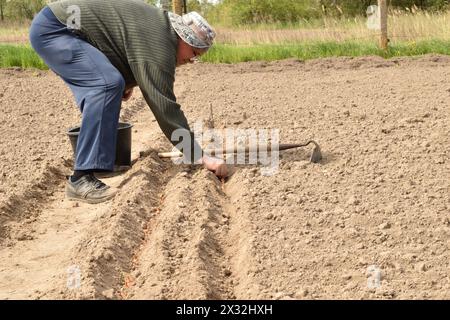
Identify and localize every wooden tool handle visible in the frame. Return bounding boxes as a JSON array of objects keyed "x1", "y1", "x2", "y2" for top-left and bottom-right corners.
[{"x1": 157, "y1": 141, "x2": 318, "y2": 158}]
